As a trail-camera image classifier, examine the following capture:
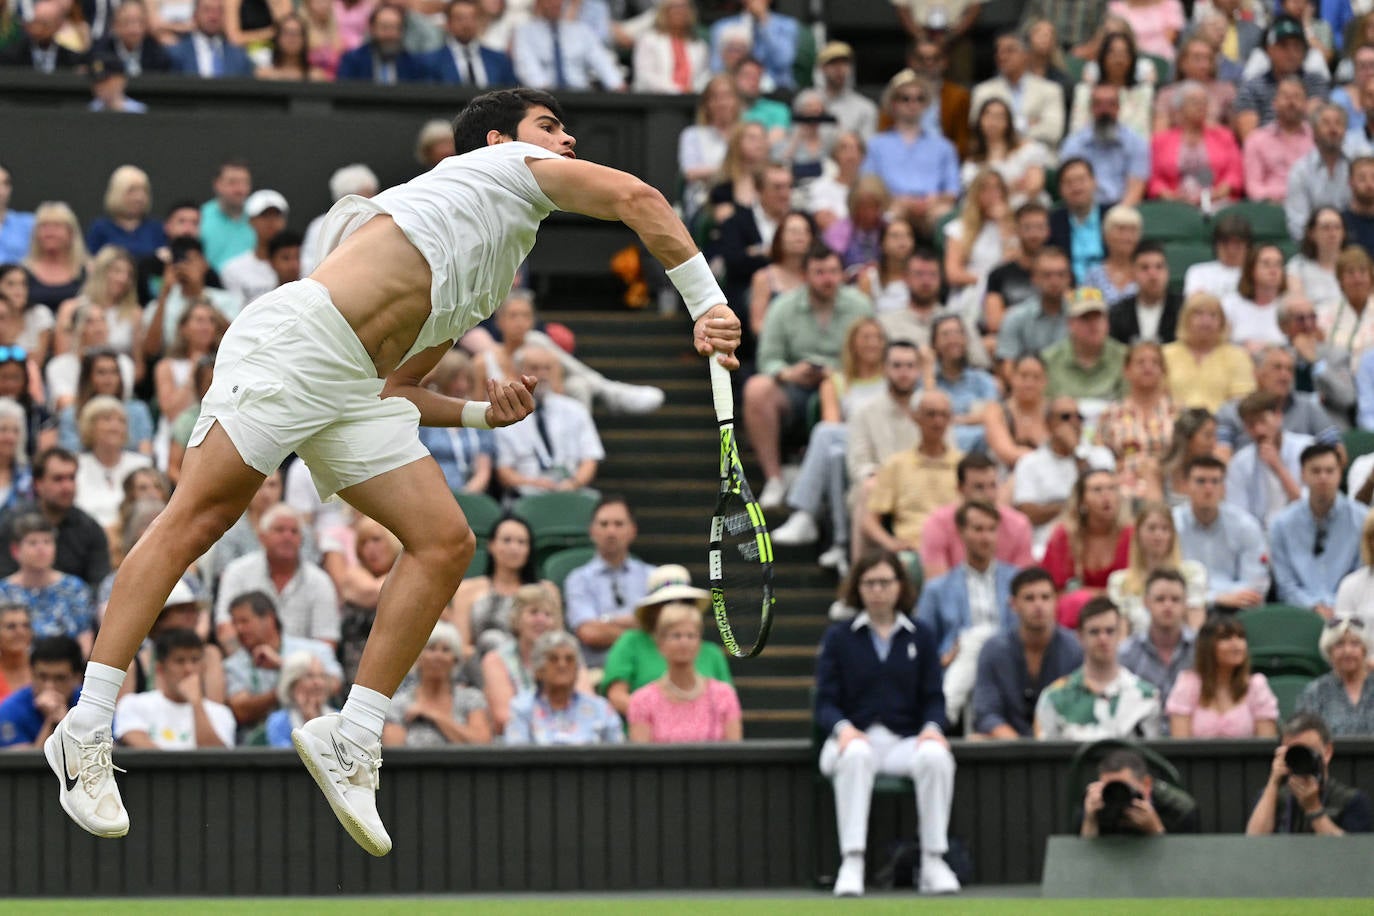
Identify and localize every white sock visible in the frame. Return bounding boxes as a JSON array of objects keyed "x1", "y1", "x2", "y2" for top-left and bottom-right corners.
[
  {"x1": 338, "y1": 684, "x2": 391, "y2": 747},
  {"x1": 69, "y1": 661, "x2": 126, "y2": 736}
]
